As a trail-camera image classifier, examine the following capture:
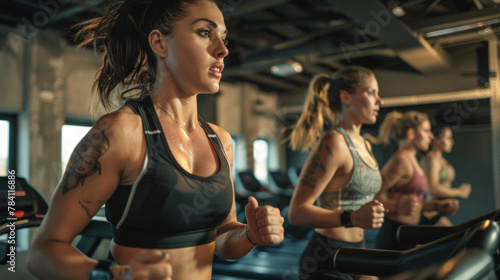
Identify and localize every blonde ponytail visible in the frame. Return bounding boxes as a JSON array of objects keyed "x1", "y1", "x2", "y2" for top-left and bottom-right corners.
[
  {"x1": 288, "y1": 74, "x2": 335, "y2": 152},
  {"x1": 364, "y1": 111, "x2": 402, "y2": 144},
  {"x1": 364, "y1": 110, "x2": 429, "y2": 144}
]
